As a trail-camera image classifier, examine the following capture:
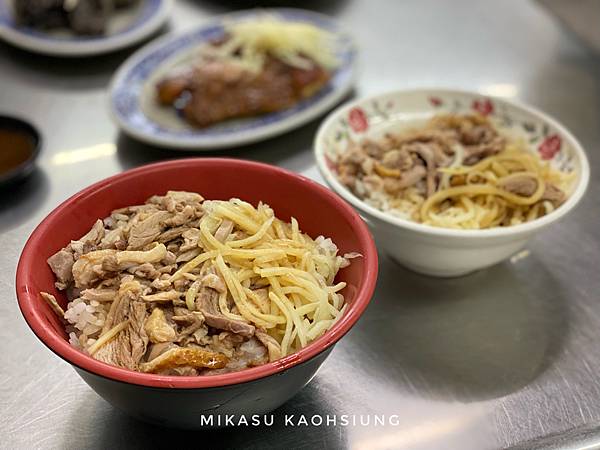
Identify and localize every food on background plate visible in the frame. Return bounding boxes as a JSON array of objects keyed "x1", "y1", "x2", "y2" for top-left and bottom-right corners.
[
  {"x1": 332, "y1": 114, "x2": 574, "y2": 229},
  {"x1": 41, "y1": 191, "x2": 357, "y2": 376},
  {"x1": 156, "y1": 16, "x2": 338, "y2": 128},
  {"x1": 14, "y1": 0, "x2": 139, "y2": 35}
]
